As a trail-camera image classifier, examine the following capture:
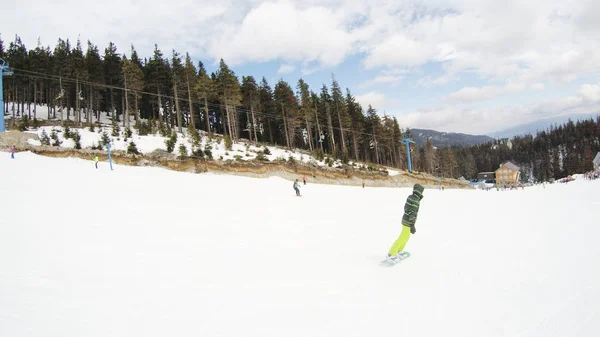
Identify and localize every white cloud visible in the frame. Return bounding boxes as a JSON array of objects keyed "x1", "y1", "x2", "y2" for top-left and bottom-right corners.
[
  {"x1": 277, "y1": 64, "x2": 295, "y2": 74},
  {"x1": 355, "y1": 91, "x2": 401, "y2": 111},
  {"x1": 3, "y1": 0, "x2": 600, "y2": 85},
  {"x1": 443, "y1": 83, "x2": 527, "y2": 104},
  {"x1": 0, "y1": 0, "x2": 230, "y2": 60},
  {"x1": 360, "y1": 68, "x2": 407, "y2": 87},
  {"x1": 531, "y1": 83, "x2": 545, "y2": 90},
  {"x1": 396, "y1": 84, "x2": 600, "y2": 134},
  {"x1": 207, "y1": 0, "x2": 355, "y2": 66},
  {"x1": 579, "y1": 83, "x2": 600, "y2": 102}
]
